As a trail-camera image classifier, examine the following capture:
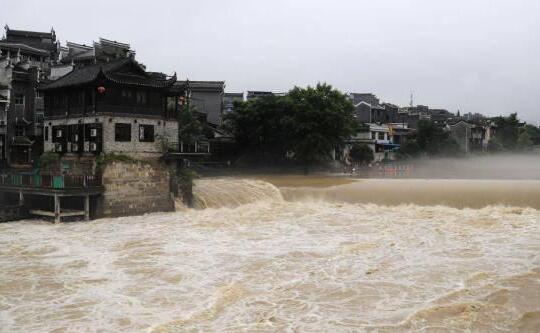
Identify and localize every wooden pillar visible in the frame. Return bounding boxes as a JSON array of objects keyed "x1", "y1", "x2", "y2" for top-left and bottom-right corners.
[
  {"x1": 54, "y1": 195, "x2": 60, "y2": 224},
  {"x1": 19, "y1": 191, "x2": 24, "y2": 206},
  {"x1": 84, "y1": 195, "x2": 90, "y2": 221}
]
